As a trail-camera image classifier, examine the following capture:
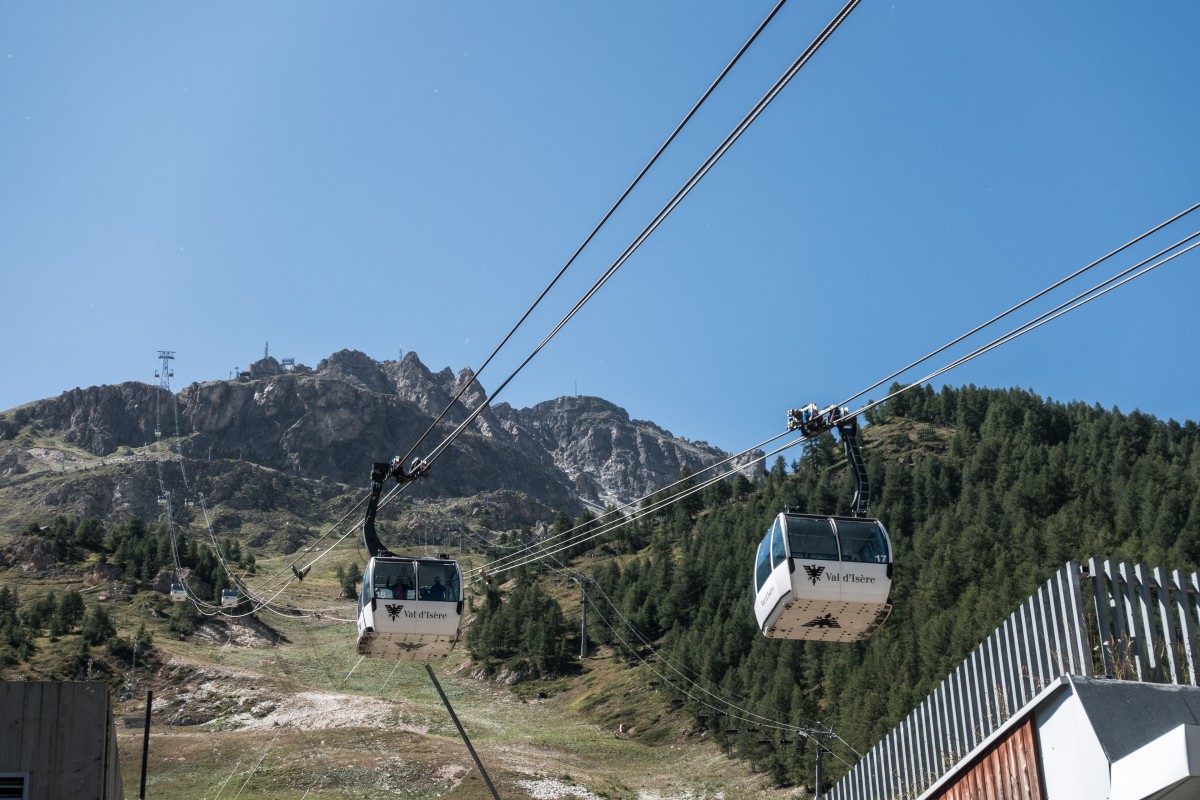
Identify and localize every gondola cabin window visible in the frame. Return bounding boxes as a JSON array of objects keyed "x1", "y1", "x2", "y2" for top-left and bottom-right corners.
[
  {"x1": 418, "y1": 563, "x2": 457, "y2": 601},
  {"x1": 771, "y1": 518, "x2": 788, "y2": 569},
  {"x1": 359, "y1": 566, "x2": 373, "y2": 607},
  {"x1": 755, "y1": 536, "x2": 773, "y2": 592},
  {"x1": 371, "y1": 562, "x2": 416, "y2": 599},
  {"x1": 837, "y1": 518, "x2": 889, "y2": 563},
  {"x1": 787, "y1": 516, "x2": 840, "y2": 561}
]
